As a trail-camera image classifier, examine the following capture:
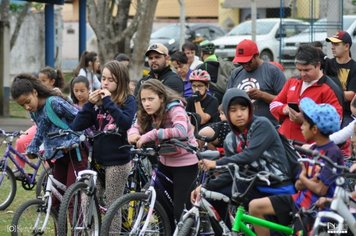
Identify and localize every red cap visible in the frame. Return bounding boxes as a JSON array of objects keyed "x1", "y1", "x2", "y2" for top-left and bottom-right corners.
[
  {"x1": 233, "y1": 39, "x2": 259, "y2": 63},
  {"x1": 326, "y1": 31, "x2": 352, "y2": 46}
]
